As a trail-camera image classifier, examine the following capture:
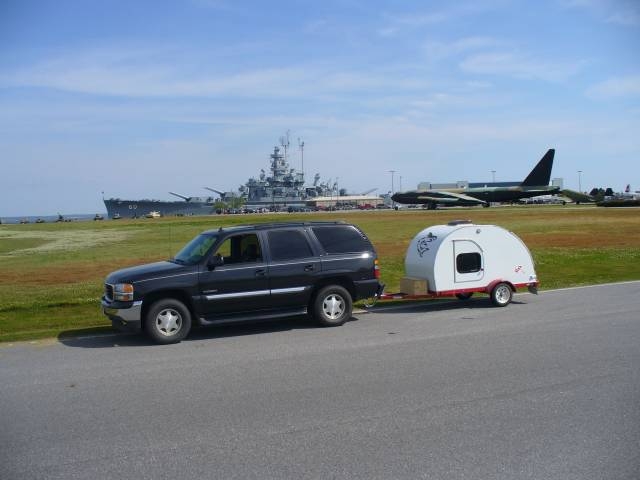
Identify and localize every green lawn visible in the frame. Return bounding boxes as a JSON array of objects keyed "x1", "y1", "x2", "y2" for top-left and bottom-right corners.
[{"x1": 1, "y1": 206, "x2": 639, "y2": 342}]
